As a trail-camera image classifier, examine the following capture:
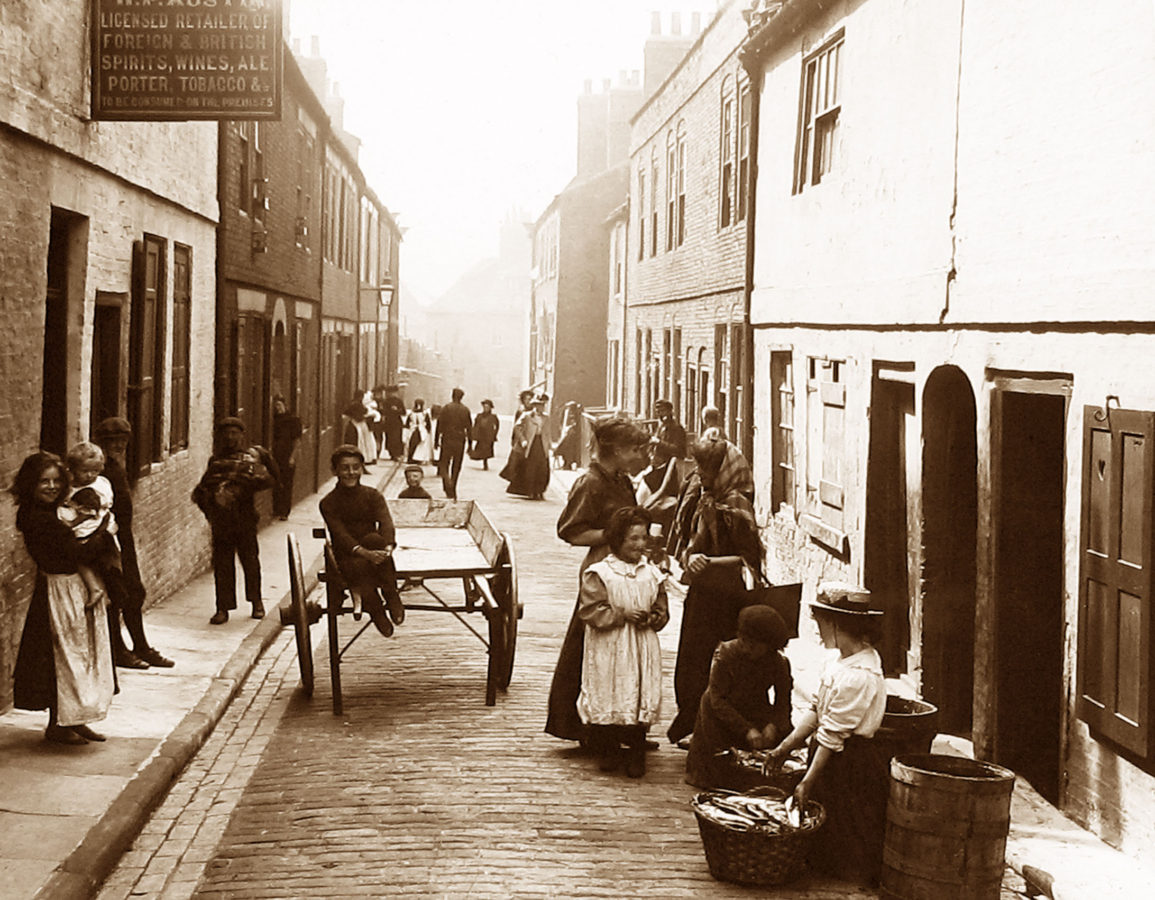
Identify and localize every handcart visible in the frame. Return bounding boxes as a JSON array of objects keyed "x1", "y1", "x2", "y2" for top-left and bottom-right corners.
[{"x1": 282, "y1": 499, "x2": 521, "y2": 714}]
